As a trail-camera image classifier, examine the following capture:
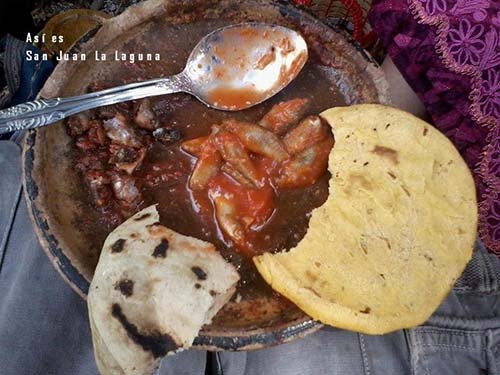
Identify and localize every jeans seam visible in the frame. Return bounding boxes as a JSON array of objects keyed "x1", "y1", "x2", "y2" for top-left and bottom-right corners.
[
  {"x1": 453, "y1": 290, "x2": 500, "y2": 296},
  {"x1": 480, "y1": 249, "x2": 490, "y2": 292},
  {"x1": 408, "y1": 330, "x2": 431, "y2": 375},
  {"x1": 483, "y1": 250, "x2": 498, "y2": 293},
  {"x1": 358, "y1": 333, "x2": 371, "y2": 375},
  {"x1": 403, "y1": 330, "x2": 415, "y2": 375},
  {"x1": 419, "y1": 344, "x2": 483, "y2": 351},
  {"x1": 425, "y1": 315, "x2": 500, "y2": 331},
  {"x1": 0, "y1": 184, "x2": 22, "y2": 274},
  {"x1": 415, "y1": 328, "x2": 484, "y2": 336},
  {"x1": 486, "y1": 329, "x2": 500, "y2": 374}
]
